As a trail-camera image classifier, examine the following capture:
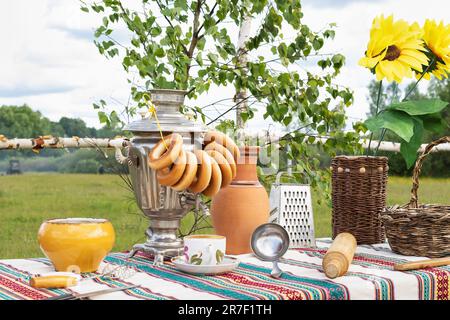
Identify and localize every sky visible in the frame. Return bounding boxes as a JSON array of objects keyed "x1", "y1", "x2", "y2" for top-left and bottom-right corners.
[{"x1": 0, "y1": 0, "x2": 449, "y2": 133}]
